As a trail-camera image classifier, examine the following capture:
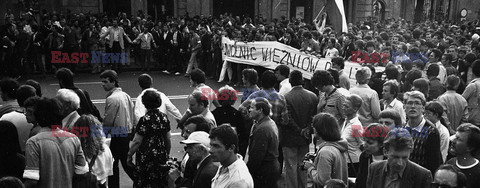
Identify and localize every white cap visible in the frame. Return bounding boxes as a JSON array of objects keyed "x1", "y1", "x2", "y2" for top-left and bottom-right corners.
[{"x1": 180, "y1": 131, "x2": 210, "y2": 148}]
